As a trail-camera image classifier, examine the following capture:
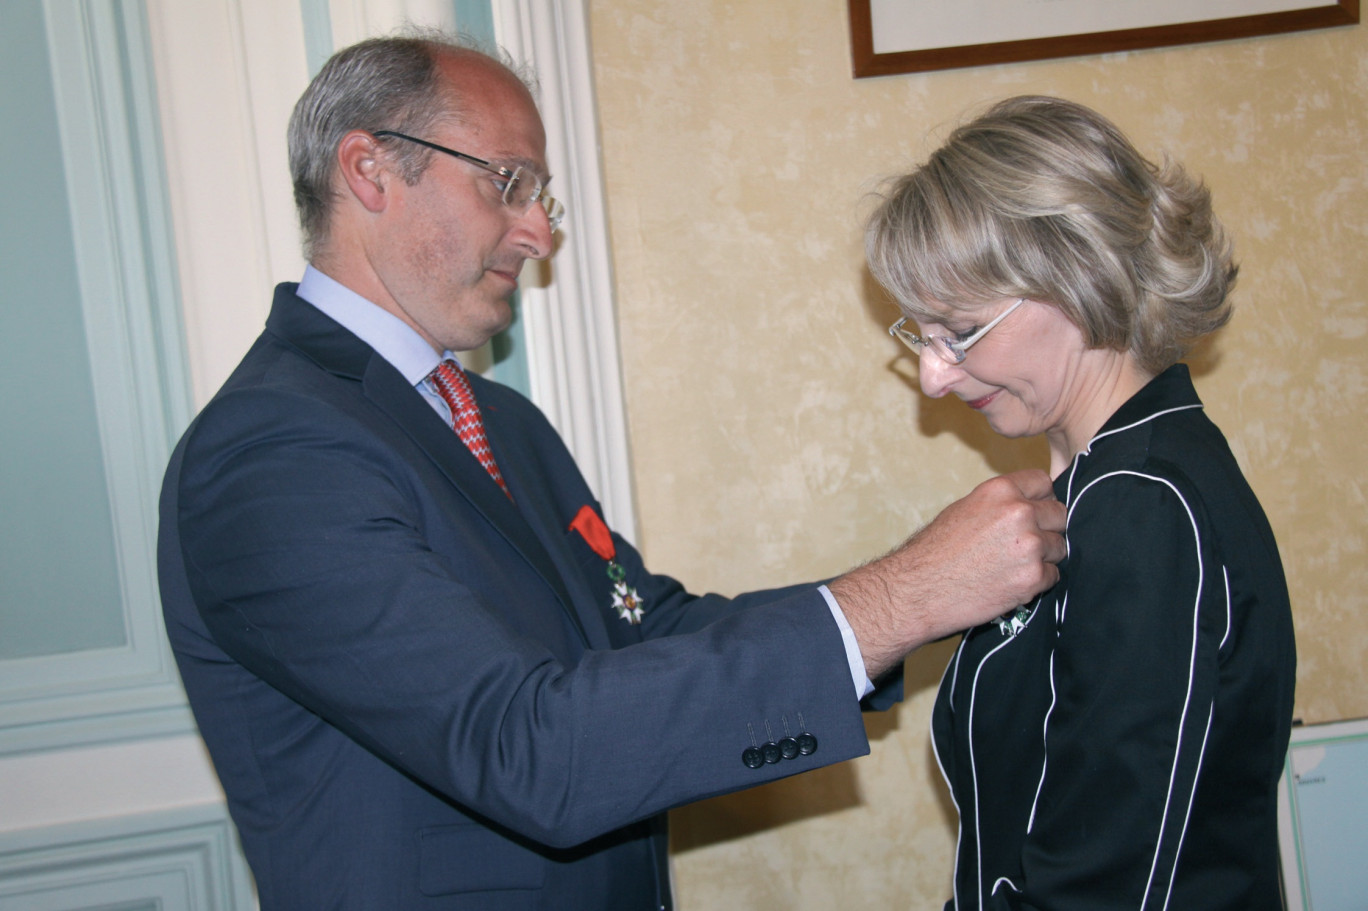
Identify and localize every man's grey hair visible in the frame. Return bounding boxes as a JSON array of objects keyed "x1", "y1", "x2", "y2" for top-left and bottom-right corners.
[{"x1": 287, "y1": 28, "x2": 537, "y2": 259}]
